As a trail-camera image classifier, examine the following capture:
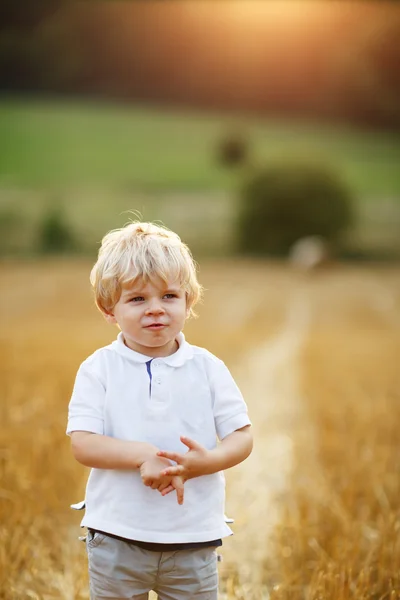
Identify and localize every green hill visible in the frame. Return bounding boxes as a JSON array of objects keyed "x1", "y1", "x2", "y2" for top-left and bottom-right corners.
[
  {"x1": 0, "y1": 97, "x2": 399, "y2": 257},
  {"x1": 1, "y1": 97, "x2": 399, "y2": 195}
]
